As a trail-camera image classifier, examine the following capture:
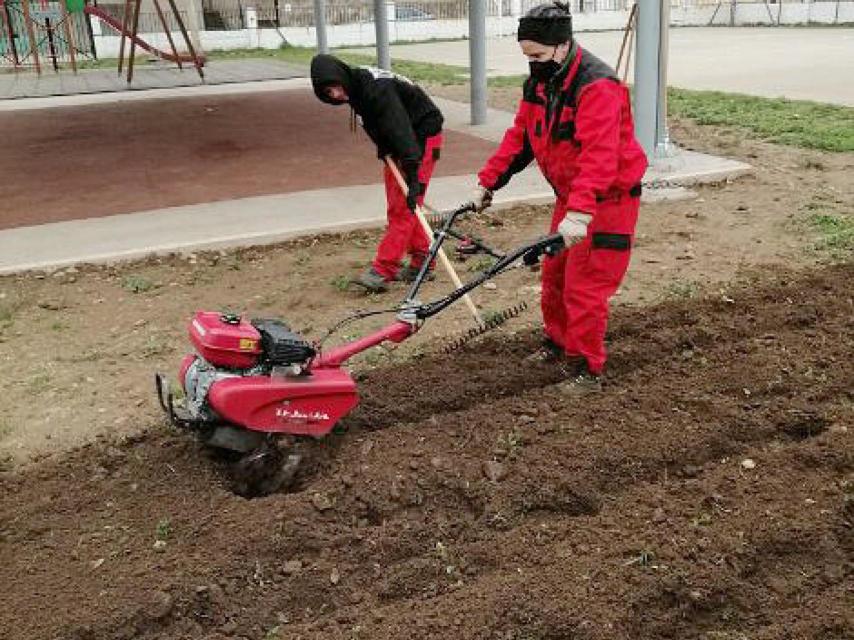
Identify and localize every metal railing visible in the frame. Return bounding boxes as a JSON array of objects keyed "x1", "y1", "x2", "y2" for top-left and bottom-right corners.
[{"x1": 56, "y1": 0, "x2": 838, "y2": 38}]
